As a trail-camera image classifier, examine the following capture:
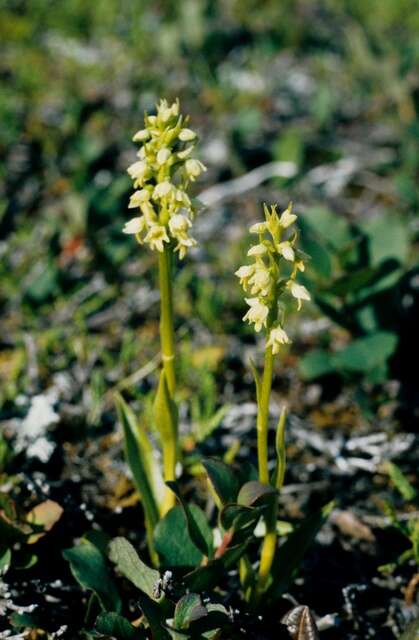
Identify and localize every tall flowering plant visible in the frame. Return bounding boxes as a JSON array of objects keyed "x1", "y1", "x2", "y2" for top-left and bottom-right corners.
[
  {"x1": 119, "y1": 99, "x2": 206, "y2": 529},
  {"x1": 236, "y1": 203, "x2": 310, "y2": 599}
]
